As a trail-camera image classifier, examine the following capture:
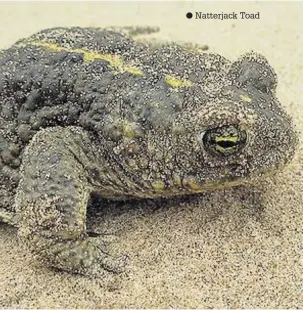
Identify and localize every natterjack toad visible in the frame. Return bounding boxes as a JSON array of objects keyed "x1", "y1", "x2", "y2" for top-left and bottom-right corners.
[{"x1": 0, "y1": 27, "x2": 298, "y2": 276}]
